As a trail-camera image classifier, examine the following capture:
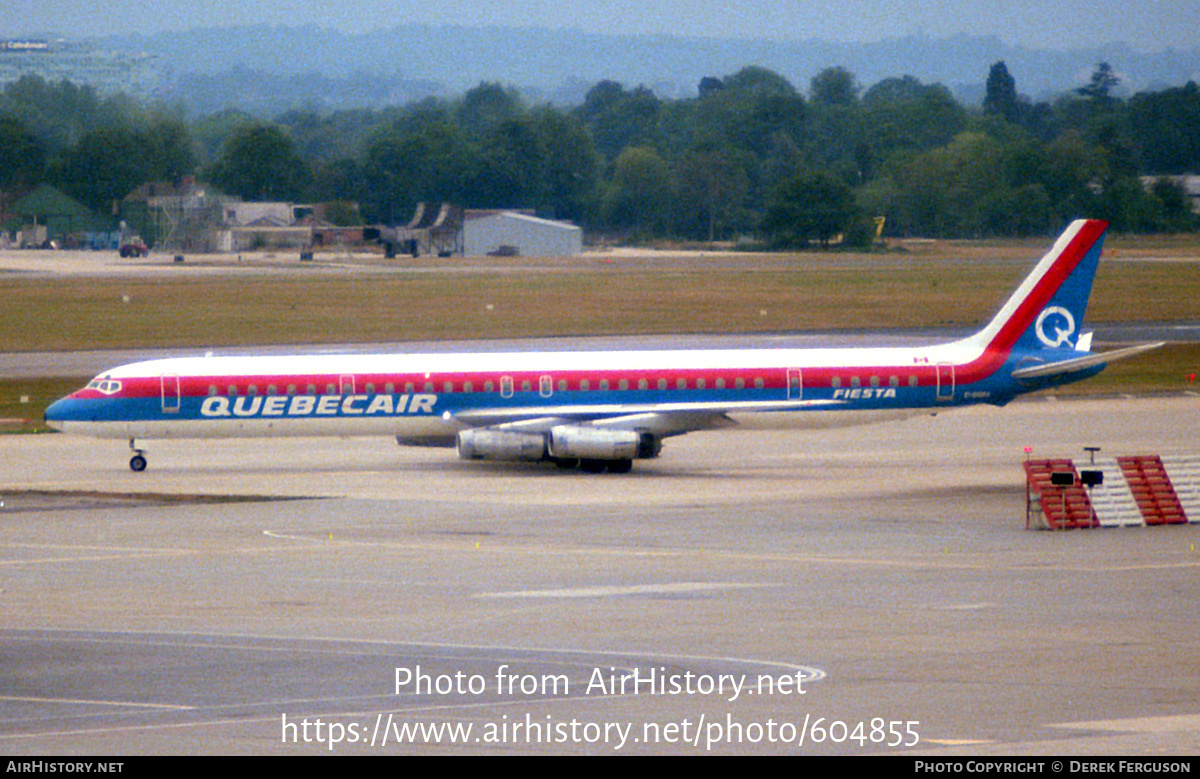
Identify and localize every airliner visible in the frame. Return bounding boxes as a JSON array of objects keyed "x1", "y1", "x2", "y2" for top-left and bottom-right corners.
[{"x1": 45, "y1": 219, "x2": 1160, "y2": 473}]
